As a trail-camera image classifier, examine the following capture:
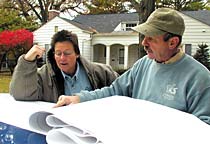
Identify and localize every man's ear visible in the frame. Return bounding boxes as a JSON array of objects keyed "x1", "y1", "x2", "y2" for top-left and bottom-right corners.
[{"x1": 168, "y1": 37, "x2": 179, "y2": 49}]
